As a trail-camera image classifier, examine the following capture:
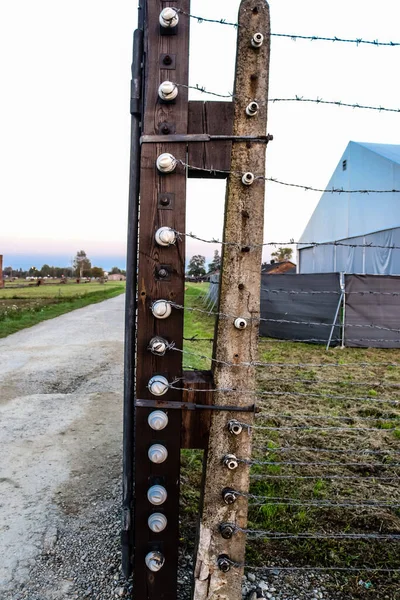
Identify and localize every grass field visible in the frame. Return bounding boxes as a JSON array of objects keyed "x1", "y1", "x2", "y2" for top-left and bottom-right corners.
[
  {"x1": 181, "y1": 283, "x2": 400, "y2": 598},
  {"x1": 0, "y1": 281, "x2": 125, "y2": 338}
]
